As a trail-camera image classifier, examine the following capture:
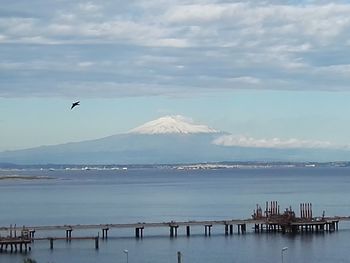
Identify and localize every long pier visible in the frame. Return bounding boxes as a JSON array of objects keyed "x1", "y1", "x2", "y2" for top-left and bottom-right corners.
[
  {"x1": 1, "y1": 201, "x2": 349, "y2": 253},
  {"x1": 1, "y1": 217, "x2": 349, "y2": 232},
  {"x1": 1, "y1": 216, "x2": 349, "y2": 240}
]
